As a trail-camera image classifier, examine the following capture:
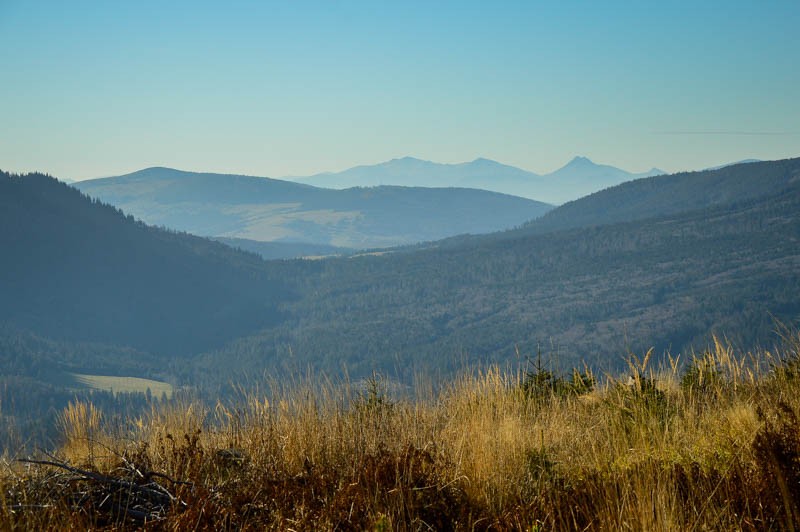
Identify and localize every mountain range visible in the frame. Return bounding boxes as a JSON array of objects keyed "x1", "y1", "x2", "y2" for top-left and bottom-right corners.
[
  {"x1": 206, "y1": 157, "x2": 800, "y2": 381},
  {"x1": 6, "y1": 157, "x2": 798, "y2": 374},
  {"x1": 75, "y1": 167, "x2": 552, "y2": 251},
  {"x1": 3, "y1": 158, "x2": 799, "y2": 445},
  {"x1": 292, "y1": 156, "x2": 665, "y2": 204}
]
